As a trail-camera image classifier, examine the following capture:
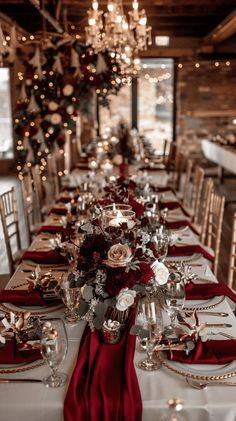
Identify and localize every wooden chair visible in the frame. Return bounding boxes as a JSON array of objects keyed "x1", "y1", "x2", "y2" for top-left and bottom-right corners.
[
  {"x1": 181, "y1": 158, "x2": 193, "y2": 209},
  {"x1": 0, "y1": 187, "x2": 22, "y2": 275},
  {"x1": 227, "y1": 212, "x2": 236, "y2": 289},
  {"x1": 183, "y1": 165, "x2": 205, "y2": 220},
  {"x1": 21, "y1": 172, "x2": 41, "y2": 243},
  {"x1": 205, "y1": 192, "x2": 225, "y2": 275},
  {"x1": 189, "y1": 178, "x2": 214, "y2": 243},
  {"x1": 31, "y1": 165, "x2": 45, "y2": 220},
  {"x1": 171, "y1": 150, "x2": 188, "y2": 192},
  {"x1": 47, "y1": 153, "x2": 60, "y2": 199}
]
